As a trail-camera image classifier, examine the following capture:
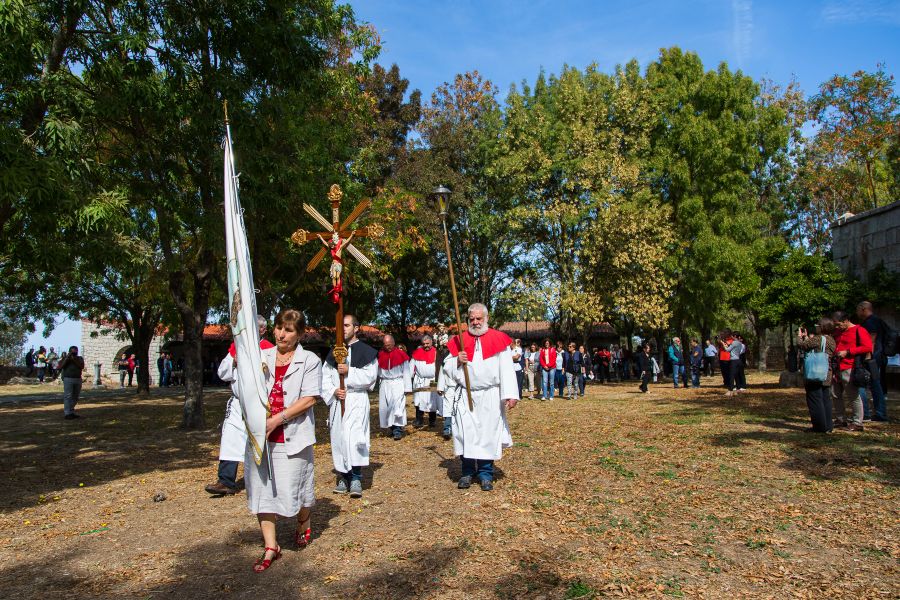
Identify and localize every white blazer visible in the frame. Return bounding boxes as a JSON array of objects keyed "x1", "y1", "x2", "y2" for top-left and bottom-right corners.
[{"x1": 262, "y1": 345, "x2": 322, "y2": 455}]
